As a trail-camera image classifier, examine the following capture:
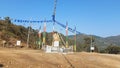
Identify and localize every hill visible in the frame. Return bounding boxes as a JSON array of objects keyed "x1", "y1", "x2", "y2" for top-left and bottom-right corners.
[
  {"x1": 69, "y1": 34, "x2": 120, "y2": 51},
  {"x1": 104, "y1": 35, "x2": 120, "y2": 46},
  {"x1": 0, "y1": 18, "x2": 72, "y2": 48},
  {"x1": 0, "y1": 18, "x2": 38, "y2": 48}
]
